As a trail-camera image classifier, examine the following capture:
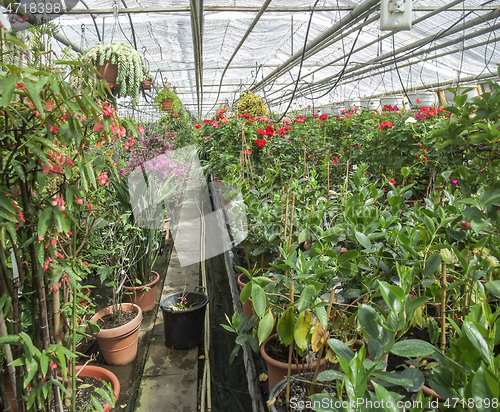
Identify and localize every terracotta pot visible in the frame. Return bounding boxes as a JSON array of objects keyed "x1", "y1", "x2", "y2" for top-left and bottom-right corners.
[
  {"x1": 260, "y1": 334, "x2": 327, "y2": 391},
  {"x1": 75, "y1": 365, "x2": 120, "y2": 412},
  {"x1": 237, "y1": 273, "x2": 253, "y2": 318},
  {"x1": 90, "y1": 303, "x2": 142, "y2": 365},
  {"x1": 96, "y1": 61, "x2": 120, "y2": 89},
  {"x1": 142, "y1": 78, "x2": 152, "y2": 90},
  {"x1": 352, "y1": 339, "x2": 389, "y2": 368},
  {"x1": 79, "y1": 286, "x2": 92, "y2": 308},
  {"x1": 123, "y1": 271, "x2": 160, "y2": 313},
  {"x1": 161, "y1": 99, "x2": 173, "y2": 111},
  {"x1": 3, "y1": 373, "x2": 18, "y2": 412},
  {"x1": 409, "y1": 365, "x2": 445, "y2": 402}
]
